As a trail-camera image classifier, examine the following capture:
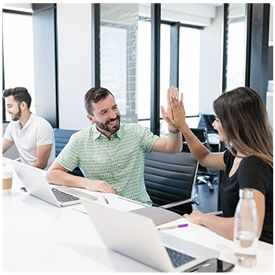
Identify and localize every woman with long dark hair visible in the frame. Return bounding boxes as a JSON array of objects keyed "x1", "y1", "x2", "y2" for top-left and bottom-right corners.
[{"x1": 164, "y1": 87, "x2": 273, "y2": 244}]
